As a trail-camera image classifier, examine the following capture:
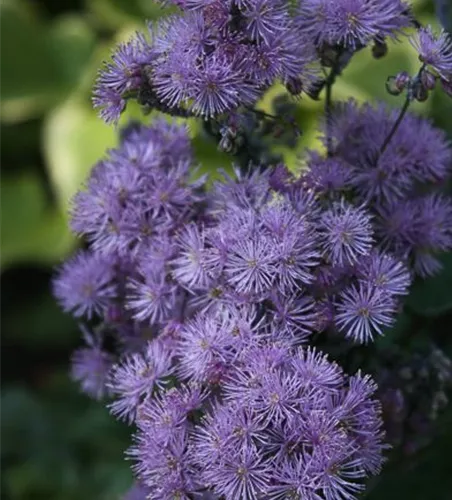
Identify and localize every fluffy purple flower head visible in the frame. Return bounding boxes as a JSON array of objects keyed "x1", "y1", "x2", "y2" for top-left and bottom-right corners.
[
  {"x1": 126, "y1": 264, "x2": 178, "y2": 325},
  {"x1": 53, "y1": 250, "x2": 116, "y2": 319},
  {"x1": 335, "y1": 282, "x2": 396, "y2": 343},
  {"x1": 302, "y1": 152, "x2": 353, "y2": 195},
  {"x1": 225, "y1": 234, "x2": 276, "y2": 296},
  {"x1": 376, "y1": 194, "x2": 452, "y2": 277},
  {"x1": 410, "y1": 26, "x2": 452, "y2": 81},
  {"x1": 298, "y1": 0, "x2": 411, "y2": 50},
  {"x1": 319, "y1": 199, "x2": 374, "y2": 266},
  {"x1": 71, "y1": 329, "x2": 114, "y2": 400},
  {"x1": 108, "y1": 340, "x2": 174, "y2": 423},
  {"x1": 191, "y1": 56, "x2": 258, "y2": 117},
  {"x1": 93, "y1": 34, "x2": 154, "y2": 123},
  {"x1": 357, "y1": 251, "x2": 411, "y2": 296}
]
